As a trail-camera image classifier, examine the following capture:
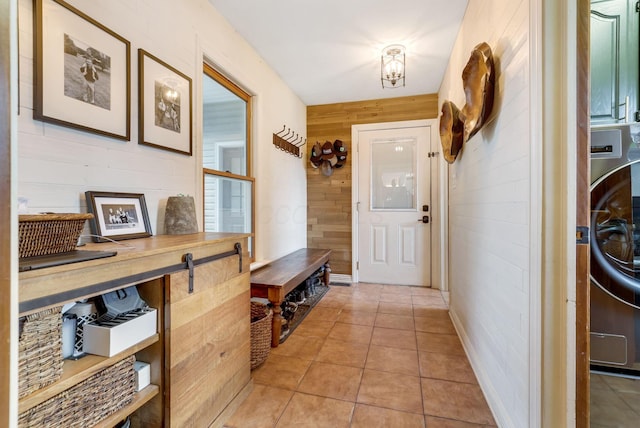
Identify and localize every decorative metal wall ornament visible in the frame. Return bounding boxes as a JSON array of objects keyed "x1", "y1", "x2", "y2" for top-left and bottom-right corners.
[
  {"x1": 381, "y1": 44, "x2": 406, "y2": 88},
  {"x1": 438, "y1": 42, "x2": 496, "y2": 164}
]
